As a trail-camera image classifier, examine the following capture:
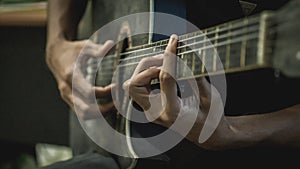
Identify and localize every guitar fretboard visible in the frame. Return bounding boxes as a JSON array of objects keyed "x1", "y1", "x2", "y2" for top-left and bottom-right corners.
[{"x1": 96, "y1": 12, "x2": 273, "y2": 84}]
